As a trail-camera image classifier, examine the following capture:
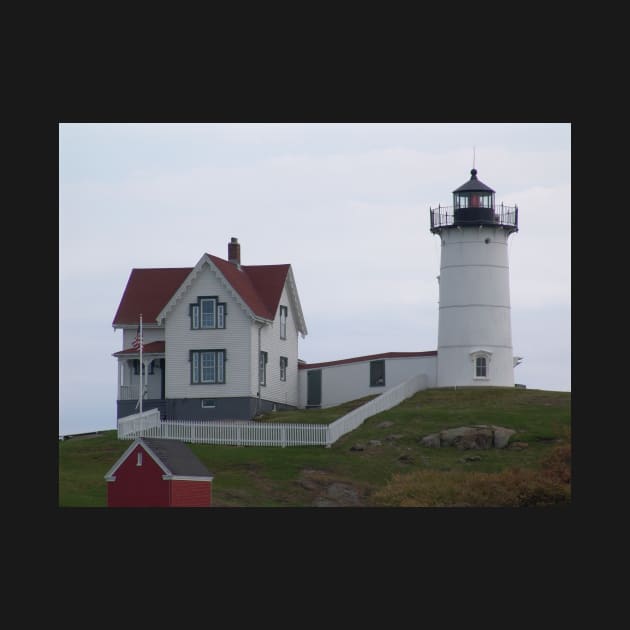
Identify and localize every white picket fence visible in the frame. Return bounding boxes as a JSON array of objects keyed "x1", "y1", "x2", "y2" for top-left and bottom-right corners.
[
  {"x1": 117, "y1": 373, "x2": 428, "y2": 447},
  {"x1": 327, "y1": 373, "x2": 427, "y2": 444}
]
